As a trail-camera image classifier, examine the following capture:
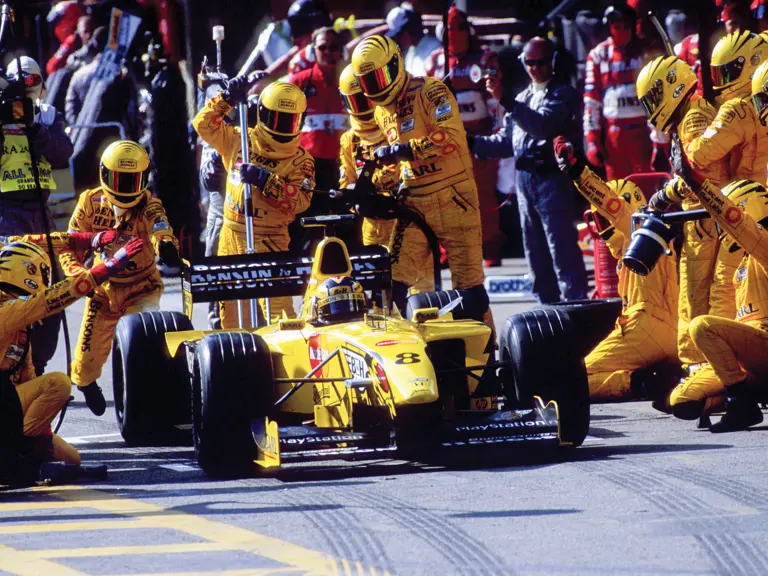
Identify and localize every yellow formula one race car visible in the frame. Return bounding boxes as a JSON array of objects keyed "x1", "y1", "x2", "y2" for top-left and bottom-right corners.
[{"x1": 111, "y1": 222, "x2": 591, "y2": 476}]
